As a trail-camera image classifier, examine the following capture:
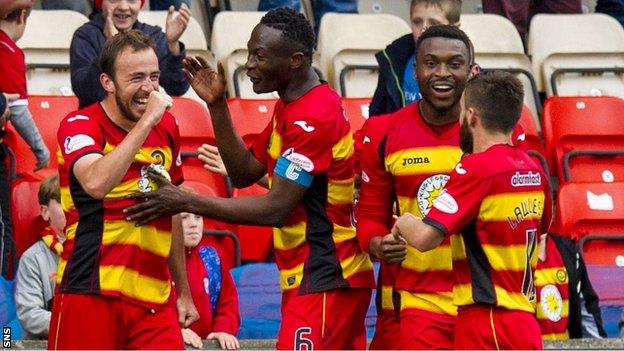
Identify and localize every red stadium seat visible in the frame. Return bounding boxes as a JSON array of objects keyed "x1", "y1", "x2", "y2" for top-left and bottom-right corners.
[
  {"x1": 180, "y1": 153, "x2": 231, "y2": 198},
  {"x1": 232, "y1": 184, "x2": 273, "y2": 262},
  {"x1": 170, "y1": 97, "x2": 215, "y2": 153},
  {"x1": 10, "y1": 173, "x2": 48, "y2": 257},
  {"x1": 226, "y1": 98, "x2": 276, "y2": 145},
  {"x1": 518, "y1": 105, "x2": 549, "y2": 174},
  {"x1": 4, "y1": 95, "x2": 78, "y2": 180},
  {"x1": 342, "y1": 97, "x2": 371, "y2": 132},
  {"x1": 542, "y1": 96, "x2": 624, "y2": 183},
  {"x1": 553, "y1": 182, "x2": 624, "y2": 266}
]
